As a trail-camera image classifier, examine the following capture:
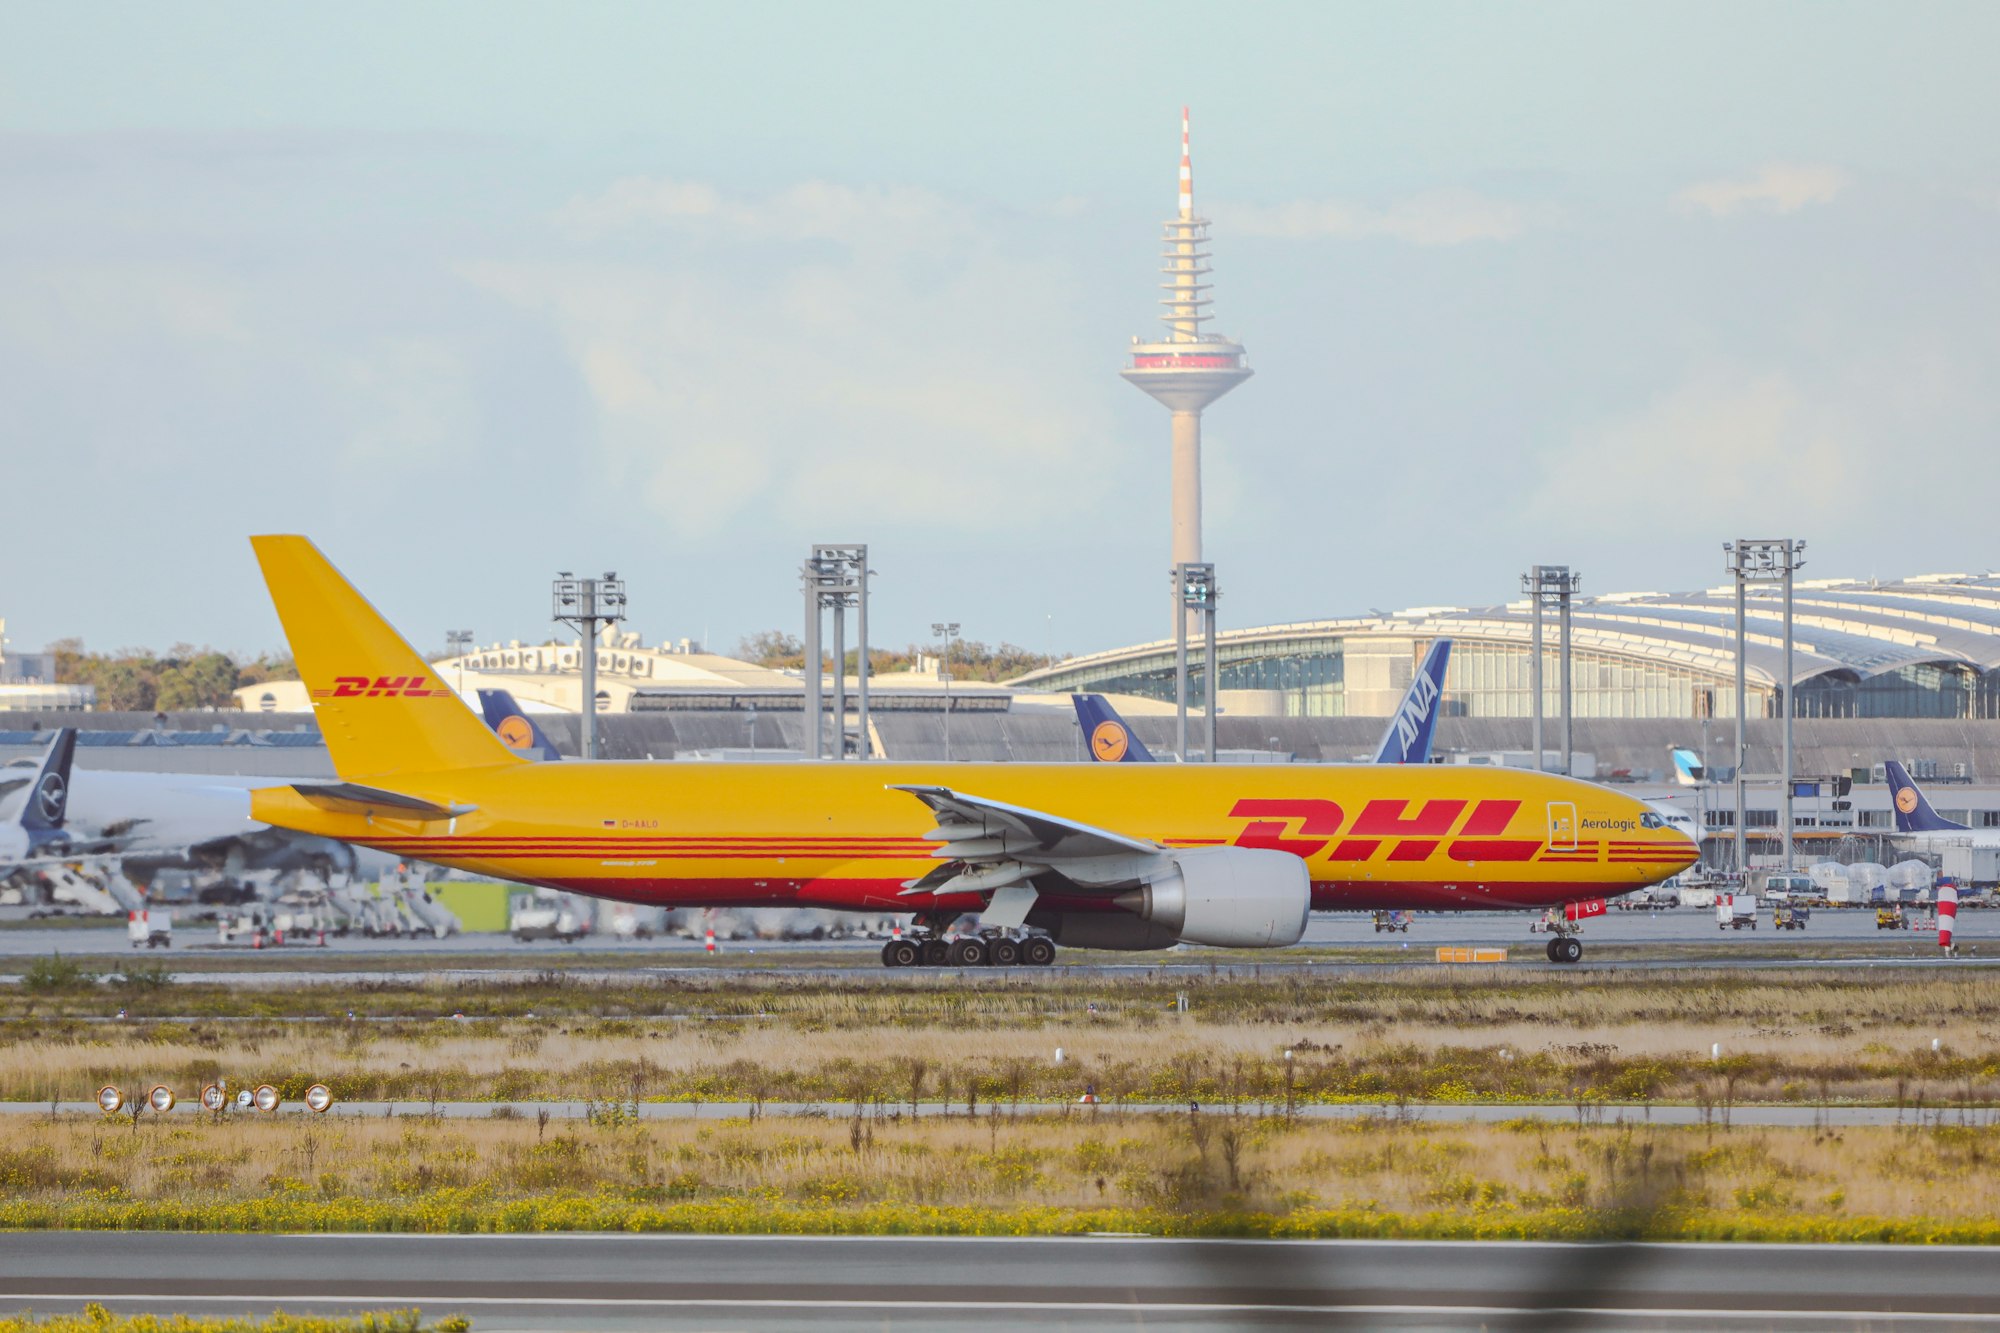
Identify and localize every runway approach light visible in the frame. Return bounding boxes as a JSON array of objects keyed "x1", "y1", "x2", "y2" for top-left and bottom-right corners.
[
  {"x1": 148, "y1": 1086, "x2": 176, "y2": 1114},
  {"x1": 96, "y1": 1086, "x2": 122, "y2": 1114},
  {"x1": 253, "y1": 1084, "x2": 281, "y2": 1113},
  {"x1": 200, "y1": 1084, "x2": 225, "y2": 1113},
  {"x1": 234, "y1": 1090, "x2": 253, "y2": 1110},
  {"x1": 305, "y1": 1084, "x2": 334, "y2": 1114}
]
